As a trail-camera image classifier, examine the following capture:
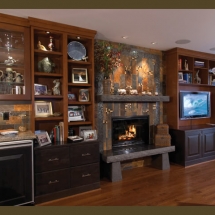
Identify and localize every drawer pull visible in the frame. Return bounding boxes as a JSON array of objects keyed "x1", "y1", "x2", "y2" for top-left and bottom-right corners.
[
  {"x1": 48, "y1": 180, "x2": 59, "y2": 184},
  {"x1": 82, "y1": 153, "x2": 91, "y2": 156},
  {"x1": 48, "y1": 158, "x2": 59, "y2": 162},
  {"x1": 82, "y1": 173, "x2": 91, "y2": 178}
]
